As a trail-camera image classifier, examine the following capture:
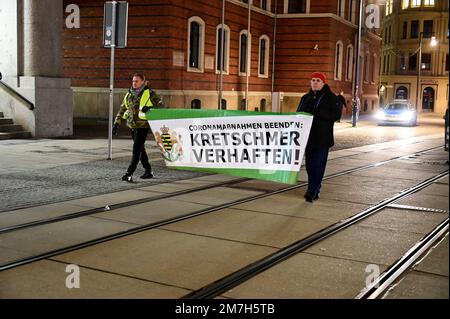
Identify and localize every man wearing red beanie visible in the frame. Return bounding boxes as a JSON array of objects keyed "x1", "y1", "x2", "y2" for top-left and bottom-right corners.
[{"x1": 296, "y1": 72, "x2": 341, "y2": 202}]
